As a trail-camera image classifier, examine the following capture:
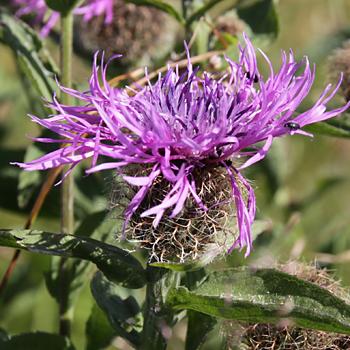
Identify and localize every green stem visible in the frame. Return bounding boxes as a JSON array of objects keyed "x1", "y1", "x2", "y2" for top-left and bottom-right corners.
[
  {"x1": 60, "y1": 13, "x2": 73, "y2": 103},
  {"x1": 59, "y1": 10, "x2": 74, "y2": 337},
  {"x1": 141, "y1": 267, "x2": 179, "y2": 350}
]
